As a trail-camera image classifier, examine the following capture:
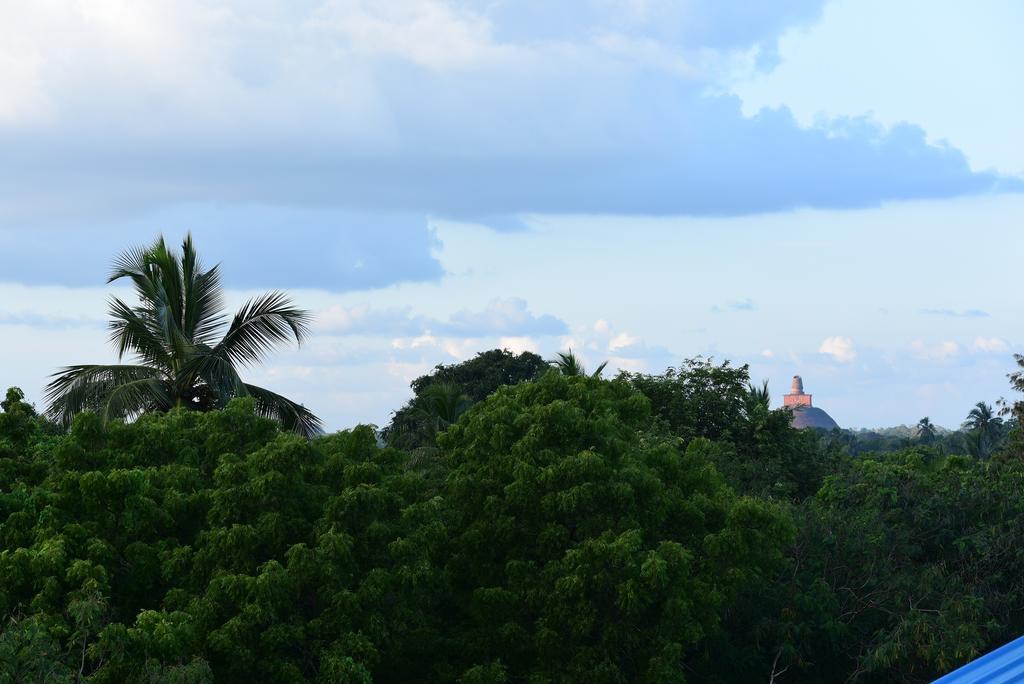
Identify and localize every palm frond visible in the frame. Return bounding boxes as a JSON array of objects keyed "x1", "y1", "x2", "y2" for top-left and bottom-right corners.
[
  {"x1": 146, "y1": 236, "x2": 185, "y2": 328},
  {"x1": 413, "y1": 382, "x2": 472, "y2": 428},
  {"x1": 181, "y1": 235, "x2": 226, "y2": 345},
  {"x1": 242, "y1": 383, "x2": 323, "y2": 438},
  {"x1": 551, "y1": 350, "x2": 586, "y2": 377},
  {"x1": 108, "y1": 243, "x2": 160, "y2": 303},
  {"x1": 591, "y1": 361, "x2": 609, "y2": 379},
  {"x1": 44, "y1": 364, "x2": 168, "y2": 427},
  {"x1": 181, "y1": 347, "x2": 247, "y2": 408},
  {"x1": 216, "y1": 292, "x2": 312, "y2": 368},
  {"x1": 101, "y1": 377, "x2": 173, "y2": 424},
  {"x1": 746, "y1": 380, "x2": 771, "y2": 413},
  {"x1": 109, "y1": 237, "x2": 191, "y2": 363},
  {"x1": 107, "y1": 296, "x2": 172, "y2": 367}
]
